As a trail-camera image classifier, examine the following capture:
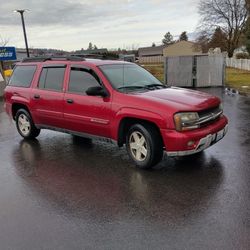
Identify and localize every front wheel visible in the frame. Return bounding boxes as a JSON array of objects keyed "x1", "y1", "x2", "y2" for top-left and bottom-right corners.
[
  {"x1": 126, "y1": 123, "x2": 163, "y2": 169},
  {"x1": 16, "y1": 109, "x2": 40, "y2": 139}
]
